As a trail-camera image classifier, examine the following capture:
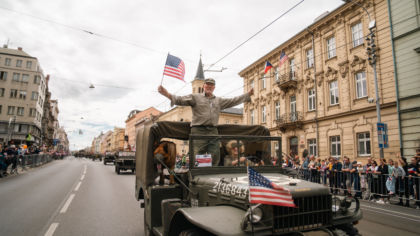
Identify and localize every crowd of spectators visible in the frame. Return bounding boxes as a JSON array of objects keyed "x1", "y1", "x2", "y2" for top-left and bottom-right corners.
[
  {"x1": 282, "y1": 149, "x2": 420, "y2": 209},
  {"x1": 0, "y1": 142, "x2": 41, "y2": 177}
]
